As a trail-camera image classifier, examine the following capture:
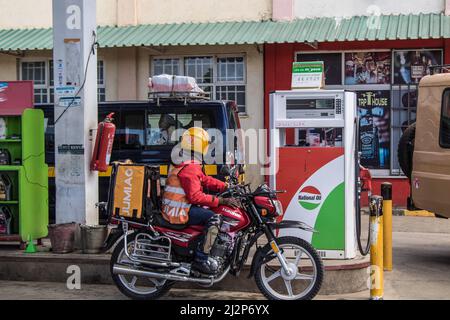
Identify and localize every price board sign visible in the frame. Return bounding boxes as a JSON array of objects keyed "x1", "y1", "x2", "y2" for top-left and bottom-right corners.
[{"x1": 291, "y1": 61, "x2": 325, "y2": 89}]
